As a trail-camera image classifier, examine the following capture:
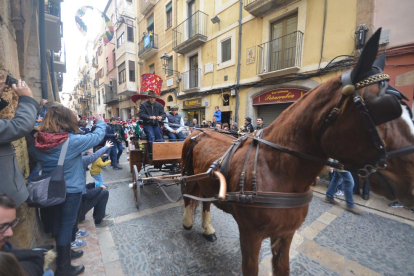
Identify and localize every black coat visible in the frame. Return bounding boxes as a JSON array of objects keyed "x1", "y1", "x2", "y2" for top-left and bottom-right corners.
[
  {"x1": 243, "y1": 123, "x2": 254, "y2": 133},
  {"x1": 138, "y1": 101, "x2": 166, "y2": 126}
]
